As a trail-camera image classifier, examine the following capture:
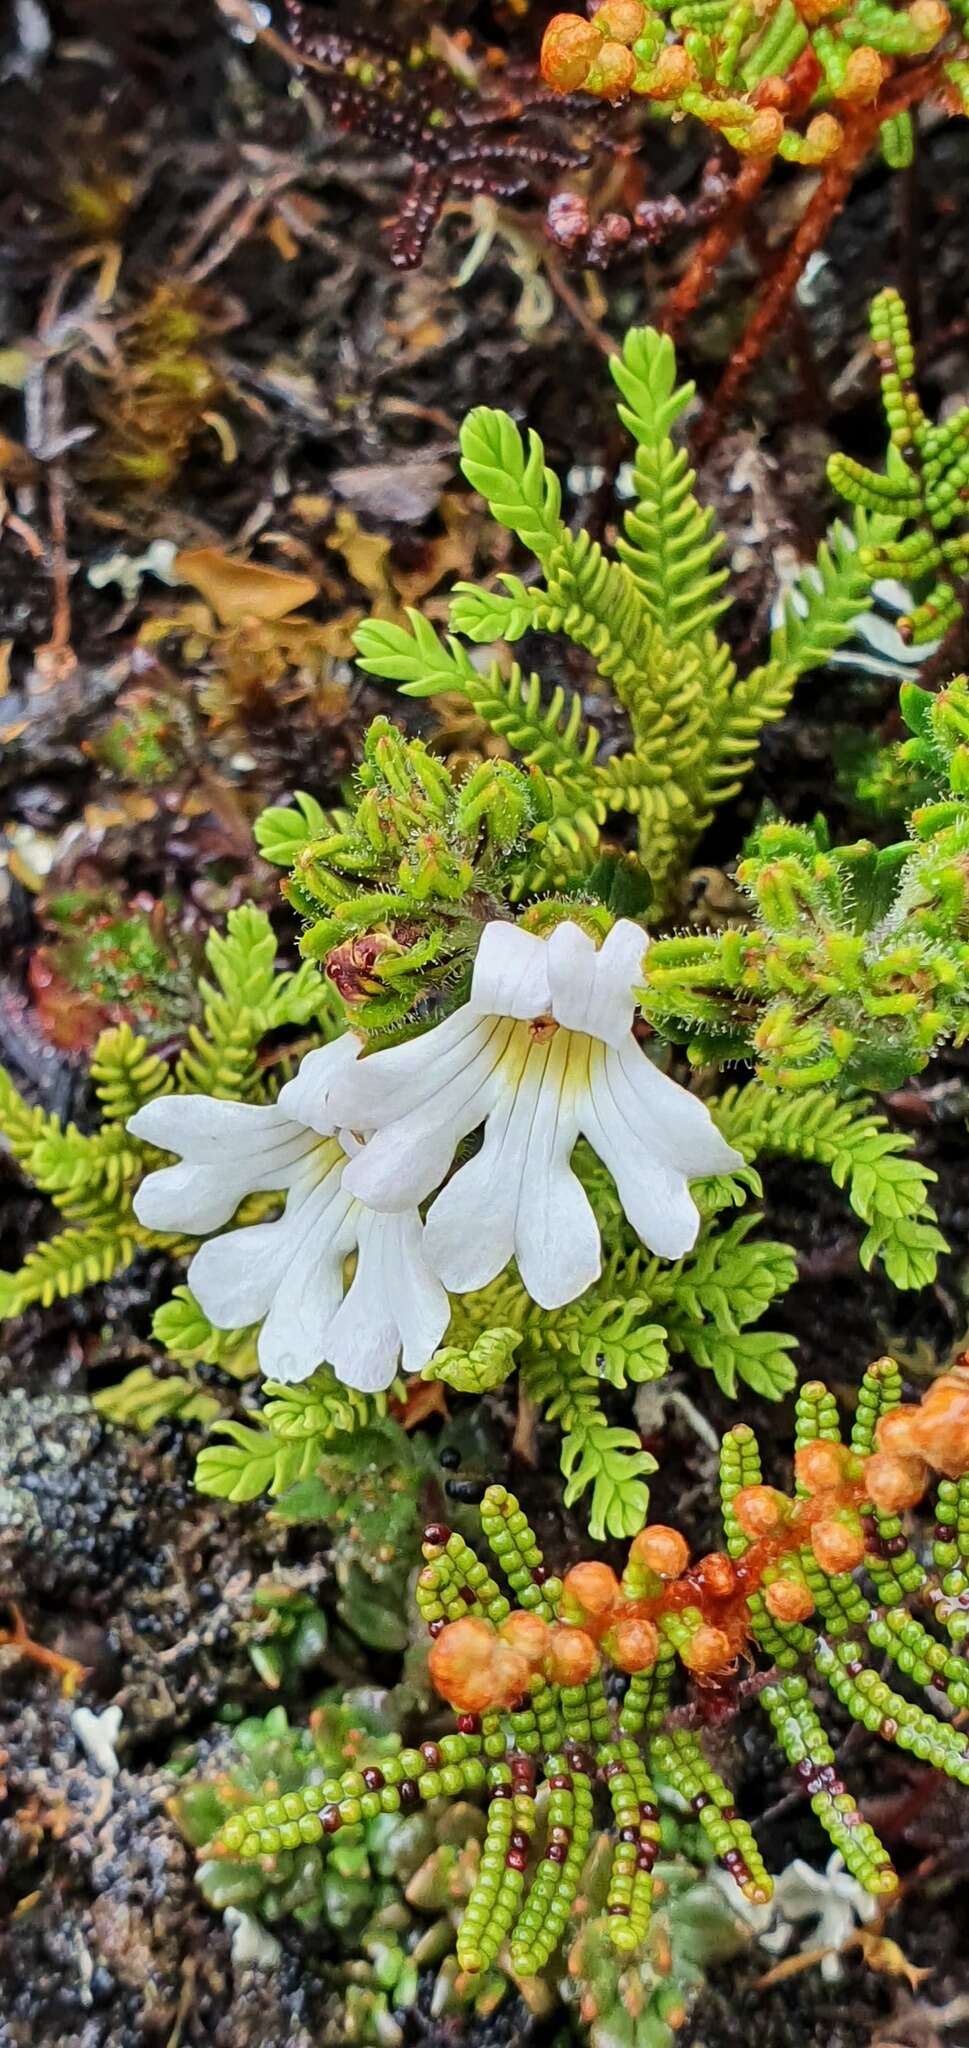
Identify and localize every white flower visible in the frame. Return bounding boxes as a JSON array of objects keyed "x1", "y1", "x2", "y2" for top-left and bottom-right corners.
[
  {"x1": 128, "y1": 1034, "x2": 450, "y2": 1391},
  {"x1": 328, "y1": 918, "x2": 742, "y2": 1312}
]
